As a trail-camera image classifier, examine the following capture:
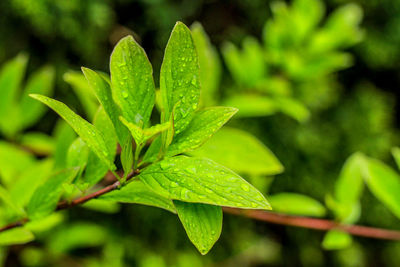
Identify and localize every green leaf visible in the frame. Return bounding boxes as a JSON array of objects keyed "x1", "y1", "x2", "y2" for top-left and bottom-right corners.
[
  {"x1": 82, "y1": 67, "x2": 129, "y2": 144},
  {"x1": 167, "y1": 107, "x2": 237, "y2": 157},
  {"x1": 139, "y1": 155, "x2": 271, "y2": 209},
  {"x1": 27, "y1": 168, "x2": 79, "y2": 220},
  {"x1": 120, "y1": 136, "x2": 134, "y2": 174},
  {"x1": 174, "y1": 201, "x2": 222, "y2": 255},
  {"x1": 333, "y1": 153, "x2": 365, "y2": 222},
  {"x1": 269, "y1": 193, "x2": 326, "y2": 217},
  {"x1": 81, "y1": 199, "x2": 120, "y2": 214},
  {"x1": 191, "y1": 22, "x2": 221, "y2": 107},
  {"x1": 19, "y1": 132, "x2": 55, "y2": 155},
  {"x1": 0, "y1": 53, "x2": 28, "y2": 120},
  {"x1": 274, "y1": 97, "x2": 310, "y2": 122},
  {"x1": 99, "y1": 180, "x2": 176, "y2": 213},
  {"x1": 322, "y1": 230, "x2": 352, "y2": 250},
  {"x1": 30, "y1": 94, "x2": 116, "y2": 171},
  {"x1": 160, "y1": 22, "x2": 201, "y2": 134},
  {"x1": 142, "y1": 136, "x2": 162, "y2": 163},
  {"x1": 363, "y1": 158, "x2": 400, "y2": 220},
  {"x1": 190, "y1": 127, "x2": 283, "y2": 176},
  {"x1": 53, "y1": 120, "x2": 76, "y2": 169},
  {"x1": 80, "y1": 107, "x2": 117, "y2": 189},
  {"x1": 63, "y1": 71, "x2": 98, "y2": 119},
  {"x1": 0, "y1": 141, "x2": 36, "y2": 186},
  {"x1": 0, "y1": 227, "x2": 34, "y2": 246},
  {"x1": 110, "y1": 35, "x2": 155, "y2": 126},
  {"x1": 66, "y1": 138, "x2": 89, "y2": 178},
  {"x1": 19, "y1": 66, "x2": 55, "y2": 129},
  {"x1": 223, "y1": 94, "x2": 277, "y2": 117},
  {"x1": 10, "y1": 159, "x2": 54, "y2": 207},
  {"x1": 0, "y1": 185, "x2": 25, "y2": 217},
  {"x1": 391, "y1": 147, "x2": 400, "y2": 170}
]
